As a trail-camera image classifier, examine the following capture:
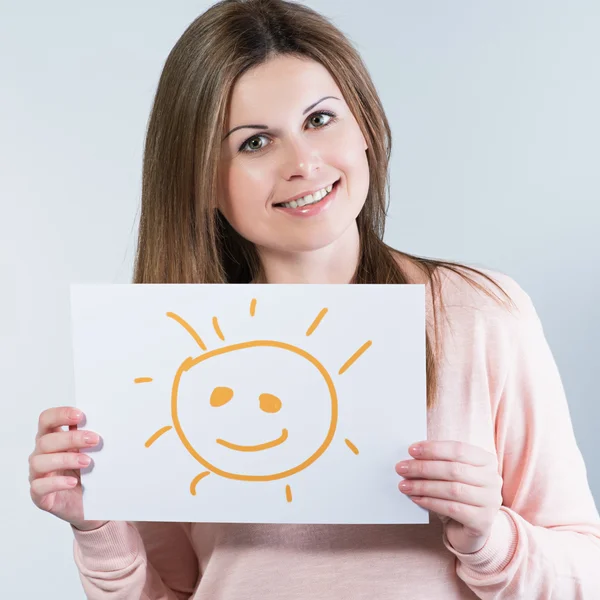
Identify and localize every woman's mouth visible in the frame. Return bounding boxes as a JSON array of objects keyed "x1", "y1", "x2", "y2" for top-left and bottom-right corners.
[{"x1": 274, "y1": 179, "x2": 340, "y2": 217}]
